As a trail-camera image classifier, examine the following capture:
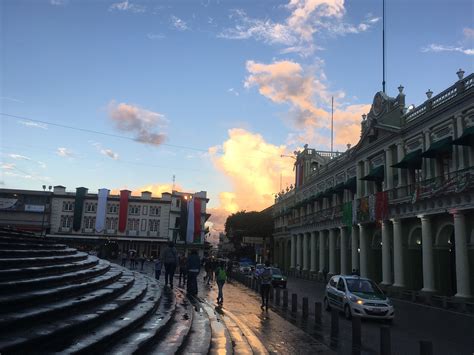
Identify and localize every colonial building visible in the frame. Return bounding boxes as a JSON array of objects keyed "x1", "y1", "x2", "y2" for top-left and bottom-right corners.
[
  {"x1": 272, "y1": 70, "x2": 474, "y2": 300},
  {"x1": 0, "y1": 185, "x2": 209, "y2": 258}
]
